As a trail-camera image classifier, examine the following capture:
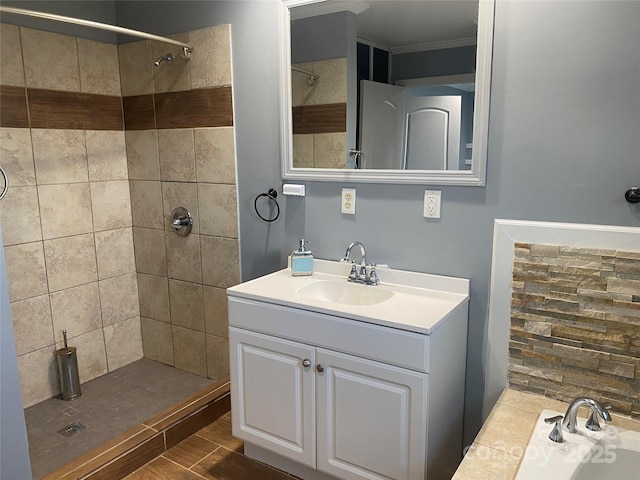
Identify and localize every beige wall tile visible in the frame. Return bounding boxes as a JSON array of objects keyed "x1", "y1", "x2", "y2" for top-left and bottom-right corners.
[
  {"x1": 313, "y1": 57, "x2": 347, "y2": 104},
  {"x1": 172, "y1": 326, "x2": 207, "y2": 376},
  {"x1": 1, "y1": 24, "x2": 25, "y2": 86},
  {"x1": 291, "y1": 62, "x2": 315, "y2": 107},
  {"x1": 137, "y1": 273, "x2": 170, "y2": 323},
  {"x1": 204, "y1": 286, "x2": 228, "y2": 338},
  {"x1": 4, "y1": 242, "x2": 48, "y2": 302},
  {"x1": 21, "y1": 27, "x2": 80, "y2": 92},
  {"x1": 77, "y1": 38, "x2": 121, "y2": 96},
  {"x1": 314, "y1": 133, "x2": 347, "y2": 168},
  {"x1": 132, "y1": 227, "x2": 167, "y2": 276},
  {"x1": 201, "y1": 236, "x2": 240, "y2": 288},
  {"x1": 86, "y1": 130, "x2": 128, "y2": 181},
  {"x1": 63, "y1": 328, "x2": 108, "y2": 383},
  {"x1": 17, "y1": 346, "x2": 58, "y2": 408},
  {"x1": 0, "y1": 186, "x2": 42, "y2": 246},
  {"x1": 162, "y1": 181, "x2": 199, "y2": 233},
  {"x1": 38, "y1": 183, "x2": 93, "y2": 239},
  {"x1": 141, "y1": 317, "x2": 174, "y2": 365},
  {"x1": 31, "y1": 129, "x2": 88, "y2": 185},
  {"x1": 198, "y1": 184, "x2": 238, "y2": 238},
  {"x1": 130, "y1": 180, "x2": 164, "y2": 229},
  {"x1": 10, "y1": 295, "x2": 53, "y2": 356},
  {"x1": 206, "y1": 334, "x2": 229, "y2": 381},
  {"x1": 152, "y1": 34, "x2": 190, "y2": 93},
  {"x1": 99, "y1": 272, "x2": 140, "y2": 326},
  {"x1": 190, "y1": 25, "x2": 232, "y2": 89},
  {"x1": 194, "y1": 127, "x2": 236, "y2": 184},
  {"x1": 90, "y1": 180, "x2": 132, "y2": 231},
  {"x1": 158, "y1": 129, "x2": 196, "y2": 182},
  {"x1": 169, "y1": 280, "x2": 204, "y2": 332},
  {"x1": 125, "y1": 130, "x2": 160, "y2": 180},
  {"x1": 95, "y1": 228, "x2": 136, "y2": 279},
  {"x1": 104, "y1": 316, "x2": 143, "y2": 370},
  {"x1": 50, "y1": 282, "x2": 101, "y2": 341},
  {"x1": 165, "y1": 232, "x2": 202, "y2": 283},
  {"x1": 43, "y1": 234, "x2": 97, "y2": 292},
  {"x1": 293, "y1": 134, "x2": 314, "y2": 168},
  {"x1": 0, "y1": 128, "x2": 34, "y2": 186},
  {"x1": 118, "y1": 40, "x2": 154, "y2": 96}
]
